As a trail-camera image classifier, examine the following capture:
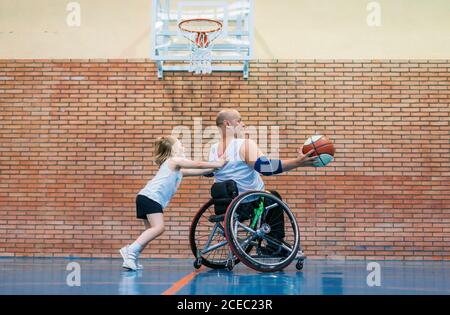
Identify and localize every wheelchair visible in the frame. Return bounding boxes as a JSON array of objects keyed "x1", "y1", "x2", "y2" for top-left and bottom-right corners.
[{"x1": 189, "y1": 182, "x2": 306, "y2": 272}]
